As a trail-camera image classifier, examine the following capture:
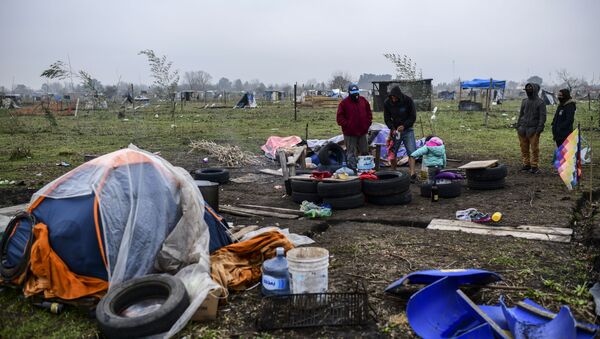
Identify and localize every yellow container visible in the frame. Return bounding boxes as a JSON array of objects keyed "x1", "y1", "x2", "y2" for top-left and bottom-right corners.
[{"x1": 492, "y1": 212, "x2": 502, "y2": 222}]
